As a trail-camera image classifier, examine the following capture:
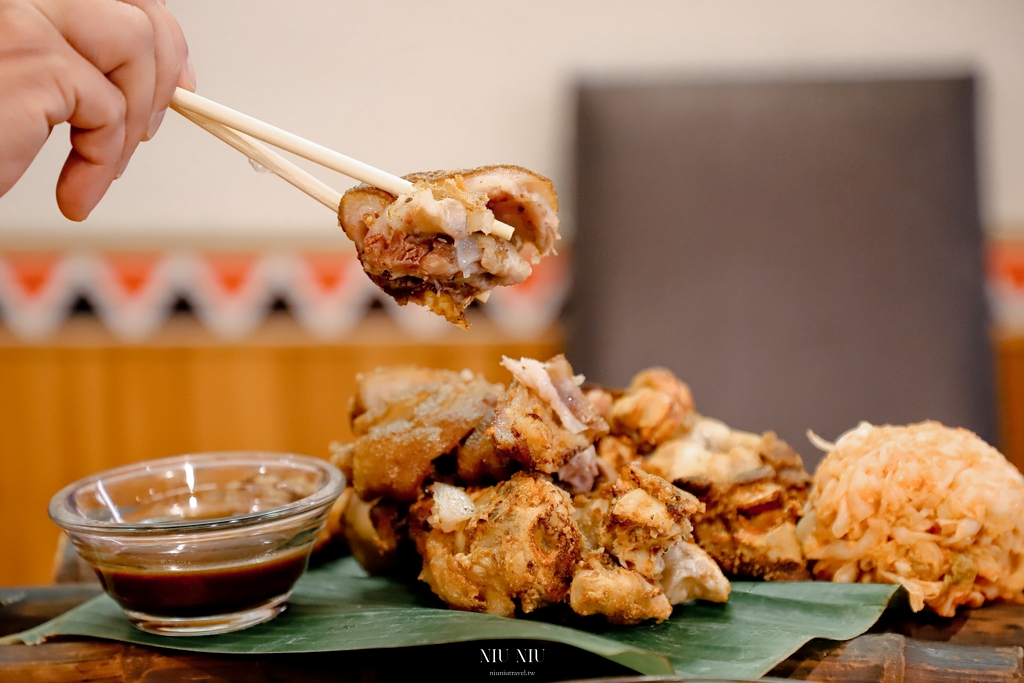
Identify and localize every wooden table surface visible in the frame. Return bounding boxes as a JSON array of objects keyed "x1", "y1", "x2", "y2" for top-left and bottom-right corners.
[{"x1": 1, "y1": 584, "x2": 1023, "y2": 683}]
